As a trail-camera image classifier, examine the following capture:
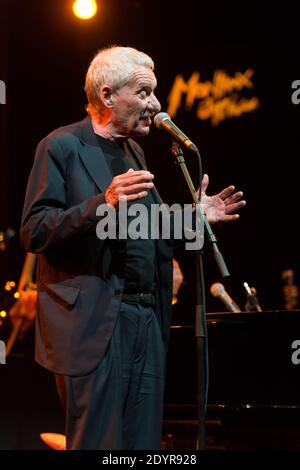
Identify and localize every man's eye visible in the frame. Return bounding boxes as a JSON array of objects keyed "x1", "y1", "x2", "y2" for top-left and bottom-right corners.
[{"x1": 138, "y1": 90, "x2": 147, "y2": 98}]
